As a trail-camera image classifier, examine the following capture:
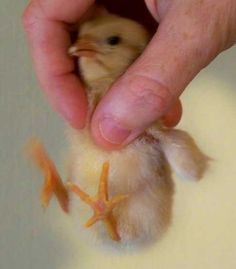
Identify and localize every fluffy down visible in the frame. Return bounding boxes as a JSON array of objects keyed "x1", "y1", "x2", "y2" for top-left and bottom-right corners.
[
  {"x1": 66, "y1": 11, "x2": 208, "y2": 249},
  {"x1": 68, "y1": 128, "x2": 174, "y2": 249},
  {"x1": 27, "y1": 10, "x2": 209, "y2": 250}
]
